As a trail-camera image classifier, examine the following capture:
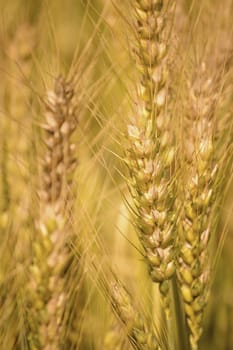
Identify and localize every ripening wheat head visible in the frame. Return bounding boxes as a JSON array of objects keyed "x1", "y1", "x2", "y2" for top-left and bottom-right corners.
[
  {"x1": 26, "y1": 75, "x2": 78, "y2": 349},
  {"x1": 125, "y1": 0, "x2": 177, "y2": 316},
  {"x1": 95, "y1": 253, "x2": 161, "y2": 350},
  {"x1": 177, "y1": 61, "x2": 220, "y2": 350}
]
